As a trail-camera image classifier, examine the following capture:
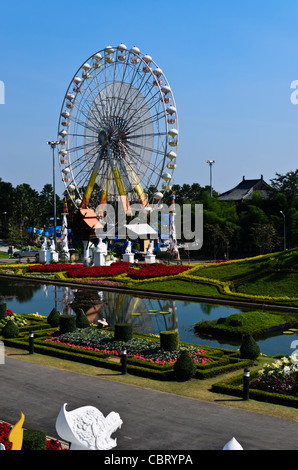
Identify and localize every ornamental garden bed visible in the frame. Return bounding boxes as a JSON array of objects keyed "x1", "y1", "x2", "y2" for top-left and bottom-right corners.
[
  {"x1": 1, "y1": 307, "x2": 297, "y2": 406},
  {"x1": 212, "y1": 354, "x2": 298, "y2": 408},
  {"x1": 0, "y1": 307, "x2": 252, "y2": 381}
]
